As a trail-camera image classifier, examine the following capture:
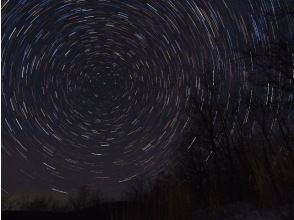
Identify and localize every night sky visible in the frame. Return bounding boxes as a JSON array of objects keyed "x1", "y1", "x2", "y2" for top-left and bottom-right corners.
[{"x1": 2, "y1": 0, "x2": 292, "y2": 196}]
